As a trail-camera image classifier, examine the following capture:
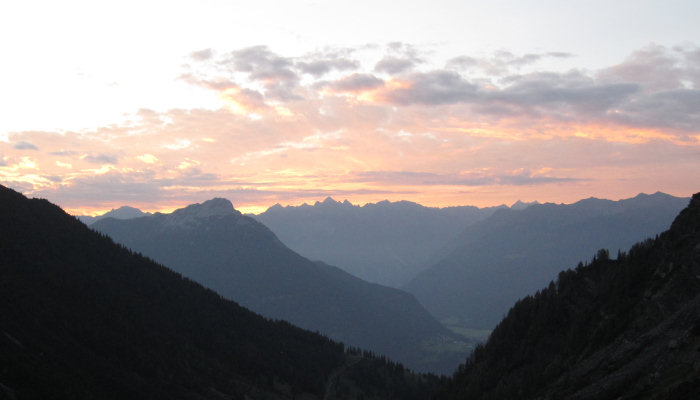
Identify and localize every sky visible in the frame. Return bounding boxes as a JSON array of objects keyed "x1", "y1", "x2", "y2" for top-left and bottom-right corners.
[{"x1": 1, "y1": 0, "x2": 699, "y2": 215}]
